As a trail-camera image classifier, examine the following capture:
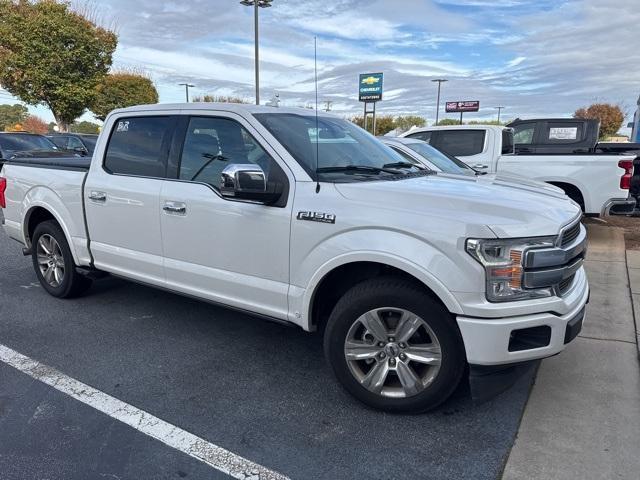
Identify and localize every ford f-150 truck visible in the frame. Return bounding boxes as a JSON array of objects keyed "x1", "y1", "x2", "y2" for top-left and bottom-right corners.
[
  {"x1": 401, "y1": 125, "x2": 636, "y2": 215},
  {"x1": 0, "y1": 104, "x2": 589, "y2": 412}
]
